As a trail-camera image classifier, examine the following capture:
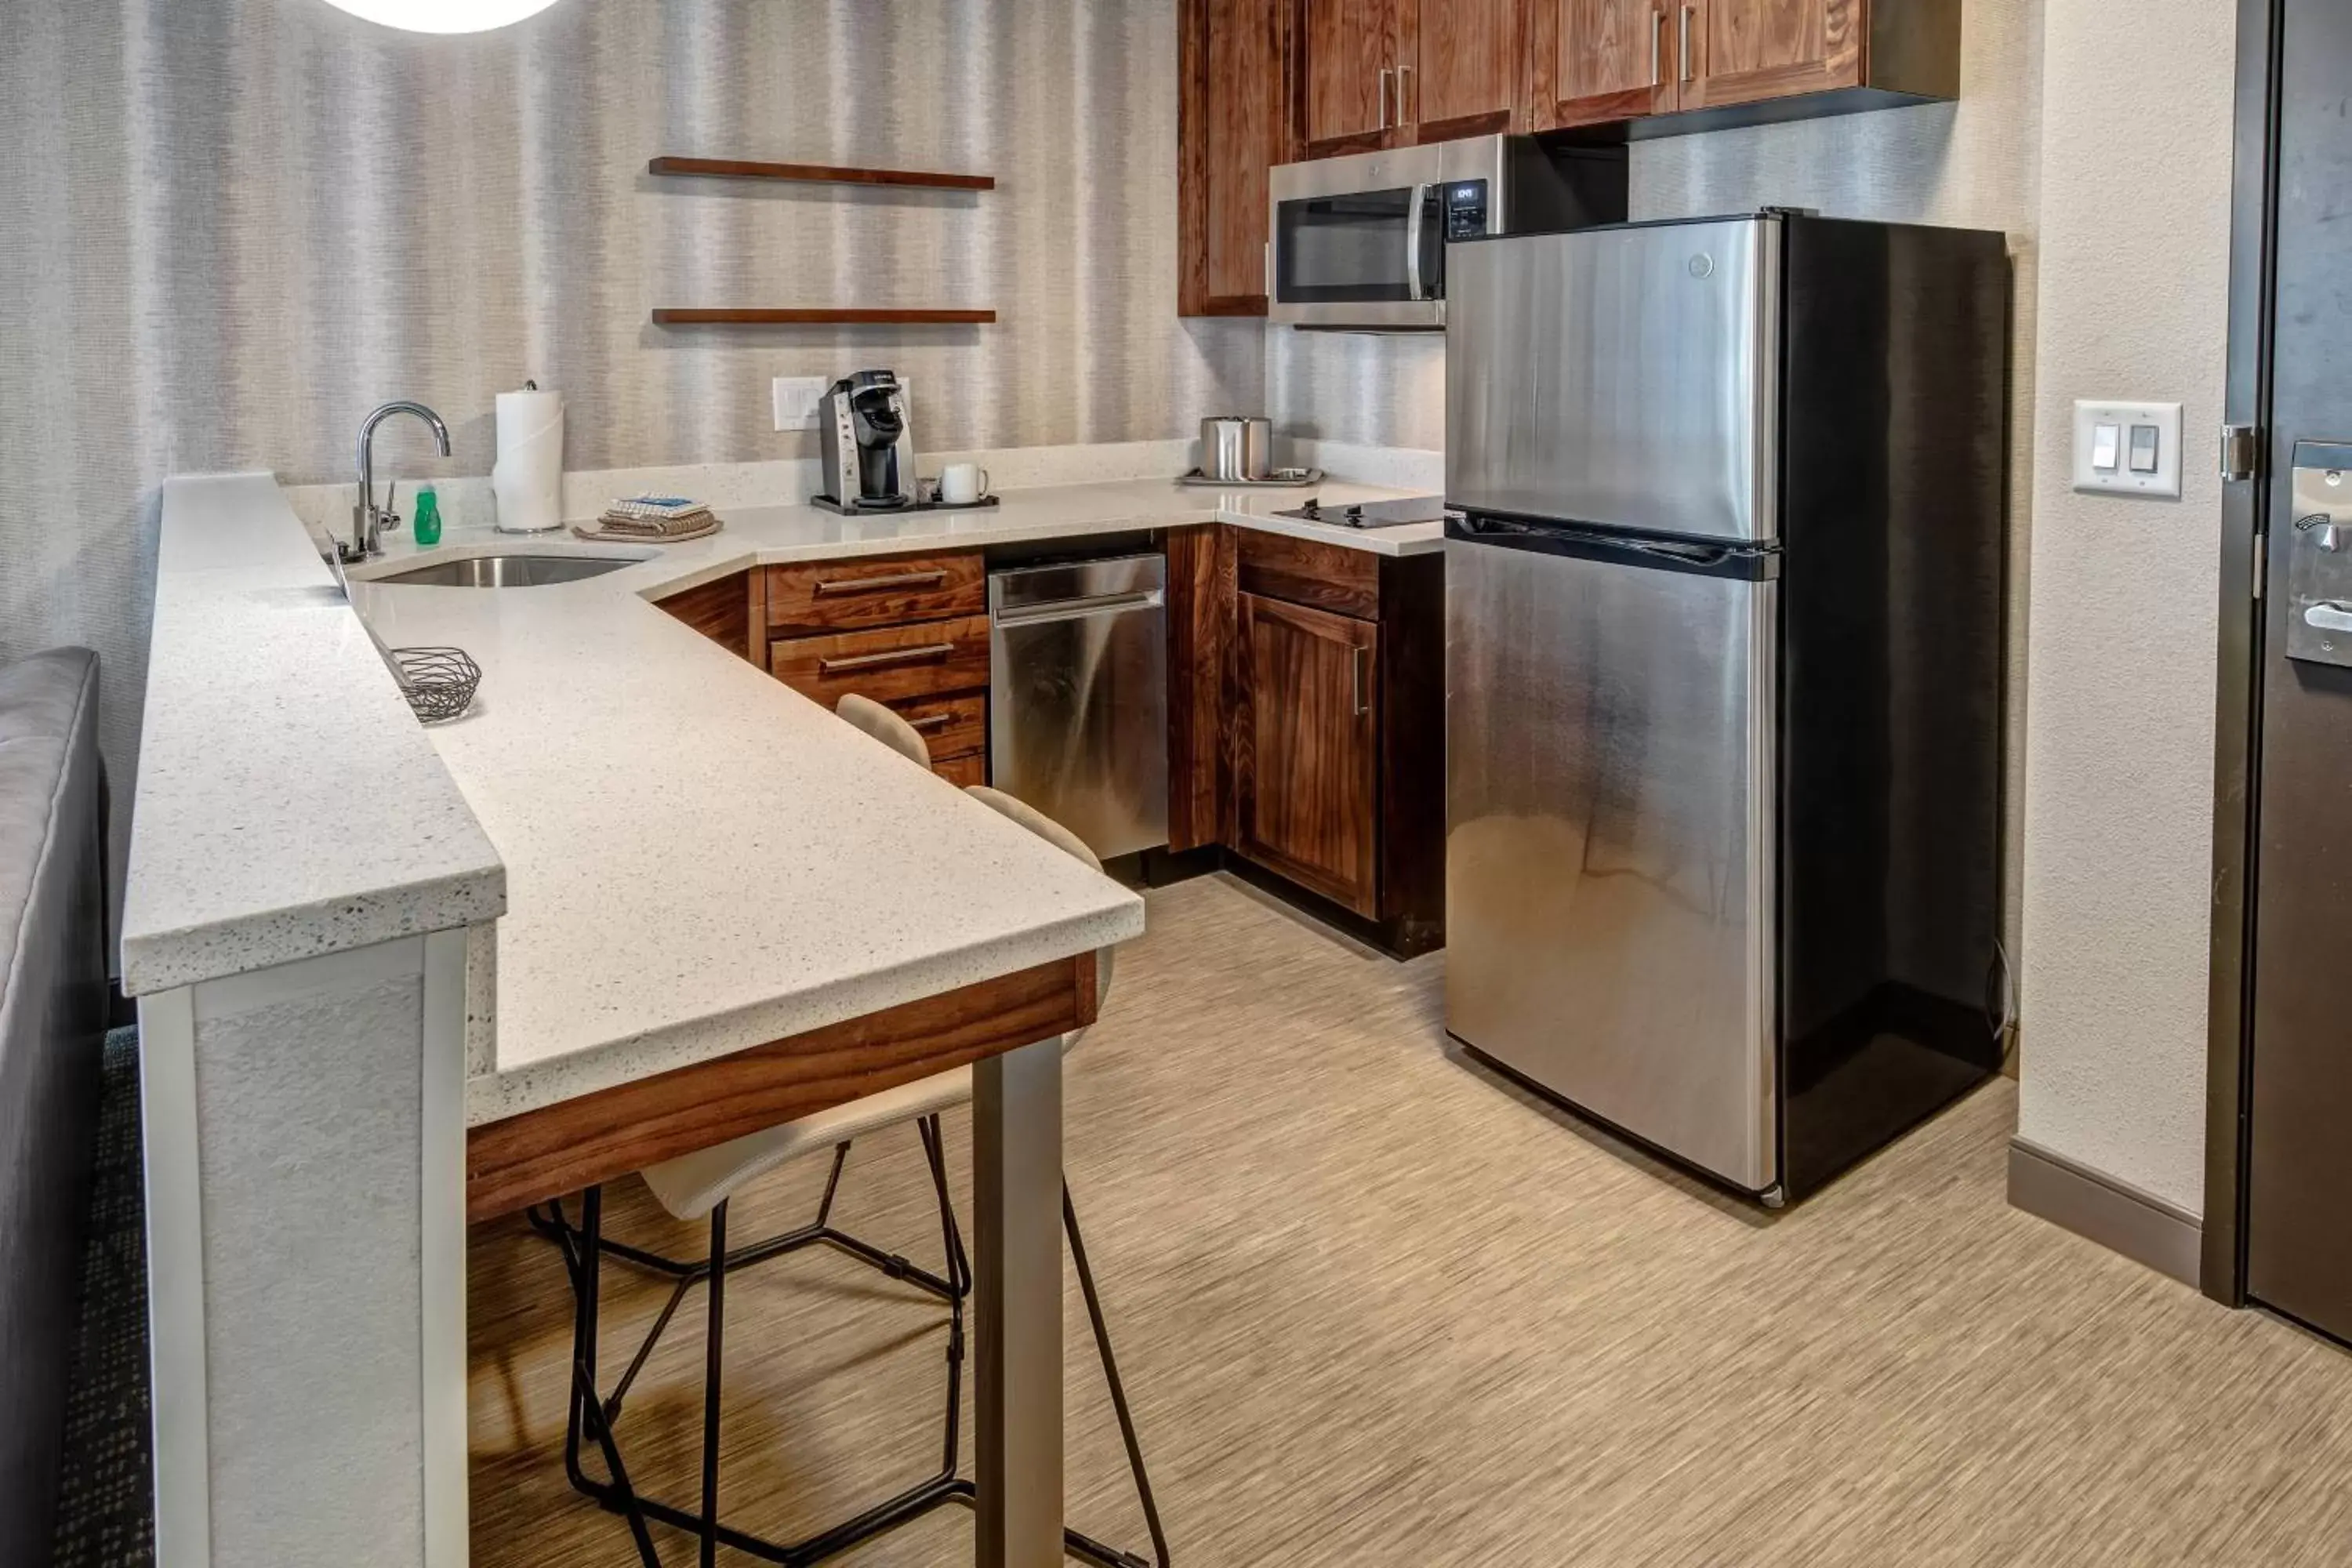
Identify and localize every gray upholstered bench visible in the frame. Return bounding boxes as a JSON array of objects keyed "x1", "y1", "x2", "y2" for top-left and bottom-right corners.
[{"x1": 0, "y1": 647, "x2": 108, "y2": 1563}]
